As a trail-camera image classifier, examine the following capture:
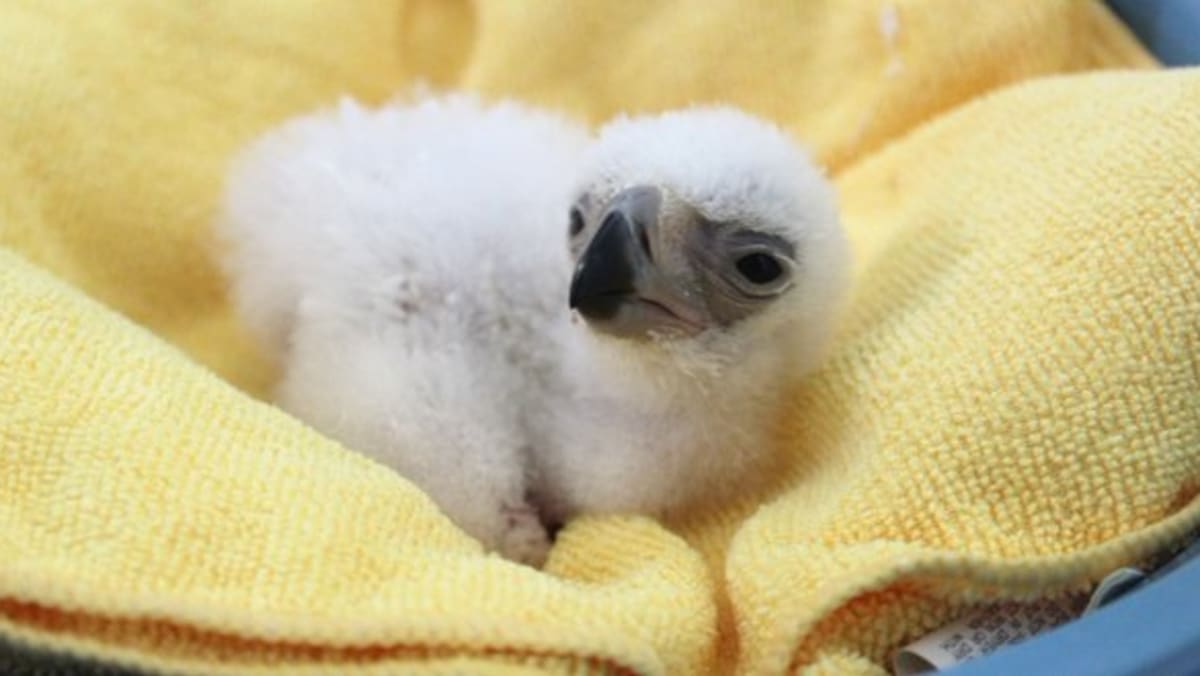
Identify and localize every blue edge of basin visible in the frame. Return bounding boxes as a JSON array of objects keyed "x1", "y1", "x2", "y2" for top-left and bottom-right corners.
[{"x1": 956, "y1": 543, "x2": 1200, "y2": 675}]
